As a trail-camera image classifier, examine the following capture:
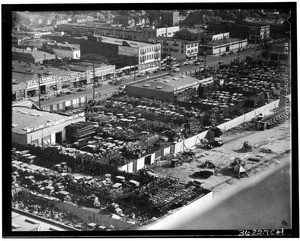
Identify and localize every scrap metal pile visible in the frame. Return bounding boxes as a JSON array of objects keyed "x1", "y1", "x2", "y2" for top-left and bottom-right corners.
[
  {"x1": 12, "y1": 143, "x2": 123, "y2": 176},
  {"x1": 12, "y1": 147, "x2": 205, "y2": 225},
  {"x1": 12, "y1": 196, "x2": 83, "y2": 230},
  {"x1": 66, "y1": 121, "x2": 97, "y2": 142},
  {"x1": 153, "y1": 150, "x2": 196, "y2": 167},
  {"x1": 177, "y1": 60, "x2": 290, "y2": 113},
  {"x1": 255, "y1": 105, "x2": 291, "y2": 130}
]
